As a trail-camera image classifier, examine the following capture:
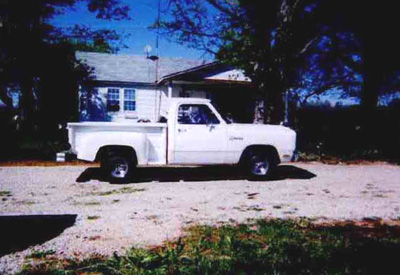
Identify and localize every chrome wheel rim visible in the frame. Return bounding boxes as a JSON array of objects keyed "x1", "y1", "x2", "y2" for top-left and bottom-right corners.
[
  {"x1": 250, "y1": 156, "x2": 269, "y2": 176},
  {"x1": 110, "y1": 159, "x2": 129, "y2": 178}
]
